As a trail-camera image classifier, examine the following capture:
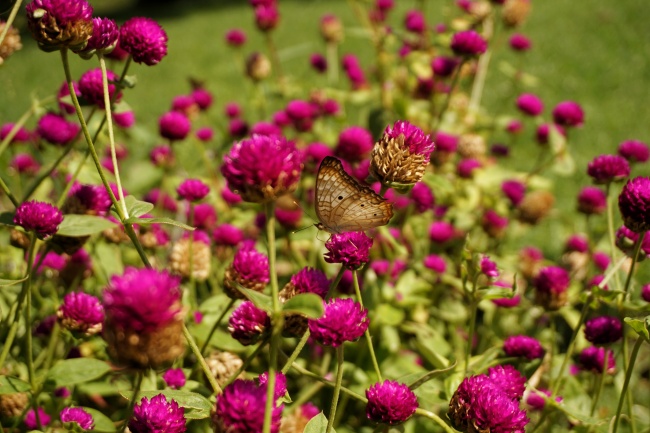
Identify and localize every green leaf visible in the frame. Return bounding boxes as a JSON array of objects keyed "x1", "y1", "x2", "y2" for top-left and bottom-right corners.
[
  {"x1": 0, "y1": 277, "x2": 28, "y2": 287},
  {"x1": 282, "y1": 293, "x2": 323, "y2": 319},
  {"x1": 303, "y1": 412, "x2": 330, "y2": 433},
  {"x1": 374, "y1": 304, "x2": 405, "y2": 326},
  {"x1": 56, "y1": 215, "x2": 117, "y2": 237},
  {"x1": 122, "y1": 75, "x2": 137, "y2": 89},
  {"x1": 45, "y1": 359, "x2": 111, "y2": 388},
  {"x1": 0, "y1": 375, "x2": 31, "y2": 394},
  {"x1": 0, "y1": 212, "x2": 15, "y2": 226},
  {"x1": 477, "y1": 287, "x2": 516, "y2": 301},
  {"x1": 130, "y1": 217, "x2": 195, "y2": 231},
  {"x1": 116, "y1": 196, "x2": 154, "y2": 218},
  {"x1": 134, "y1": 390, "x2": 212, "y2": 420},
  {"x1": 83, "y1": 407, "x2": 116, "y2": 432},
  {"x1": 624, "y1": 317, "x2": 649, "y2": 341},
  {"x1": 239, "y1": 287, "x2": 273, "y2": 313},
  {"x1": 407, "y1": 362, "x2": 458, "y2": 390}
]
